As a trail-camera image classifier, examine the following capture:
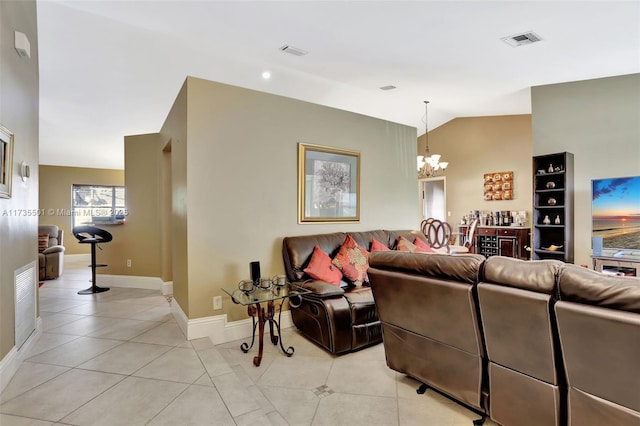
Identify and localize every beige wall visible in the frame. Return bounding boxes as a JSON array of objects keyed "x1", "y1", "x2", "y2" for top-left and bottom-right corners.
[
  {"x1": 423, "y1": 115, "x2": 533, "y2": 230},
  {"x1": 118, "y1": 133, "x2": 164, "y2": 277},
  {"x1": 38, "y1": 166, "x2": 124, "y2": 260},
  {"x1": 0, "y1": 0, "x2": 39, "y2": 360},
  {"x1": 159, "y1": 80, "x2": 188, "y2": 310},
  {"x1": 531, "y1": 74, "x2": 640, "y2": 266},
  {"x1": 145, "y1": 77, "x2": 418, "y2": 321}
]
